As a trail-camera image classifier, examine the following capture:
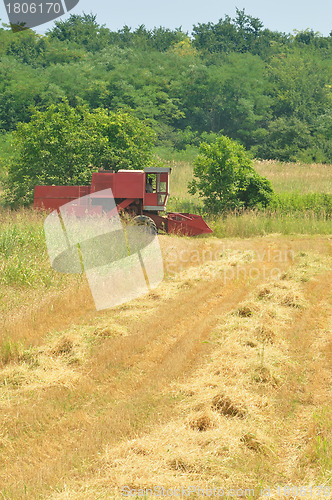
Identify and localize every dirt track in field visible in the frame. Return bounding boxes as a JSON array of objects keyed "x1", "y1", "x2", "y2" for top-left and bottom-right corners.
[{"x1": 1, "y1": 235, "x2": 331, "y2": 499}]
